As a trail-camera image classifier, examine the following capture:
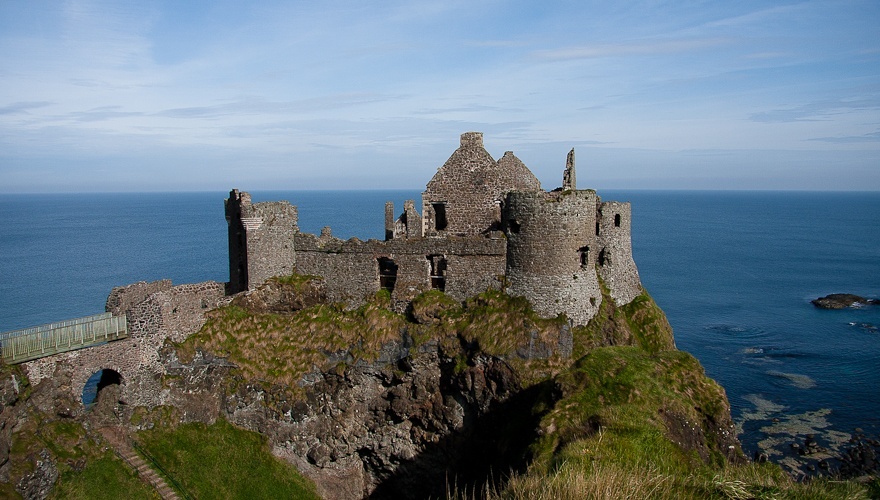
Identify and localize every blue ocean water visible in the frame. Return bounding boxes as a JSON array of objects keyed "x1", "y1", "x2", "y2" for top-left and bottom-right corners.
[{"x1": 2, "y1": 190, "x2": 878, "y2": 465}]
